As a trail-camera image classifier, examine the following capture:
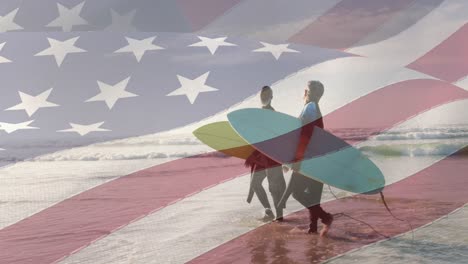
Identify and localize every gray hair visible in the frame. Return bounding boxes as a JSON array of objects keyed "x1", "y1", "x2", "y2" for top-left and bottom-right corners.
[{"x1": 306, "y1": 80, "x2": 324, "y2": 103}]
